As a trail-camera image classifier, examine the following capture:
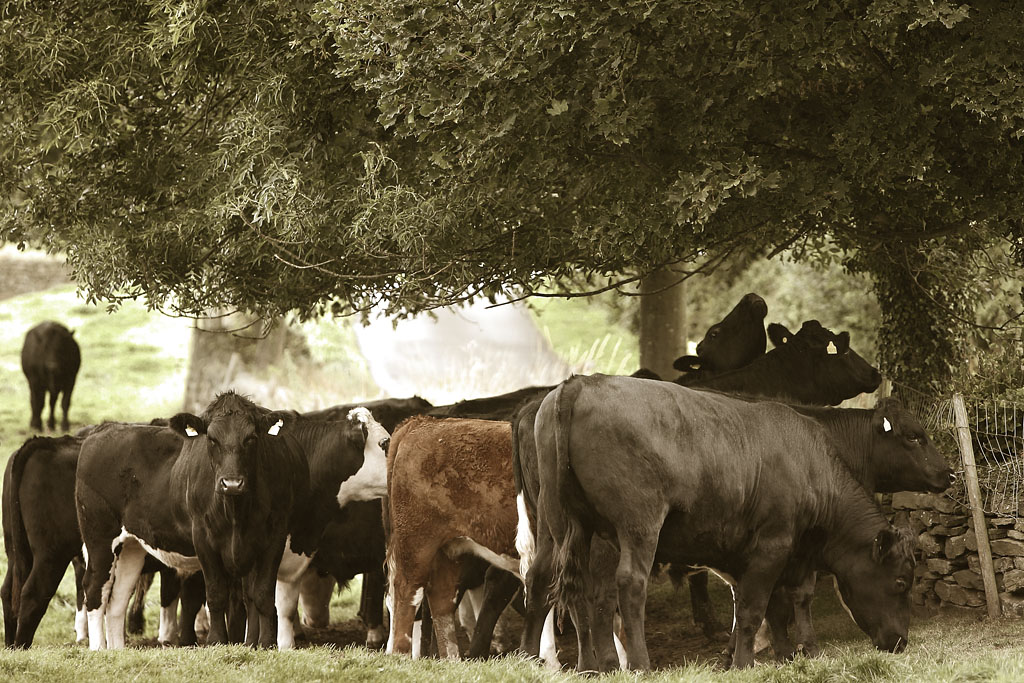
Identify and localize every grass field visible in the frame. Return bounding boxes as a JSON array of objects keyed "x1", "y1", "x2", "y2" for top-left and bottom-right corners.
[{"x1": 3, "y1": 284, "x2": 1024, "y2": 680}]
